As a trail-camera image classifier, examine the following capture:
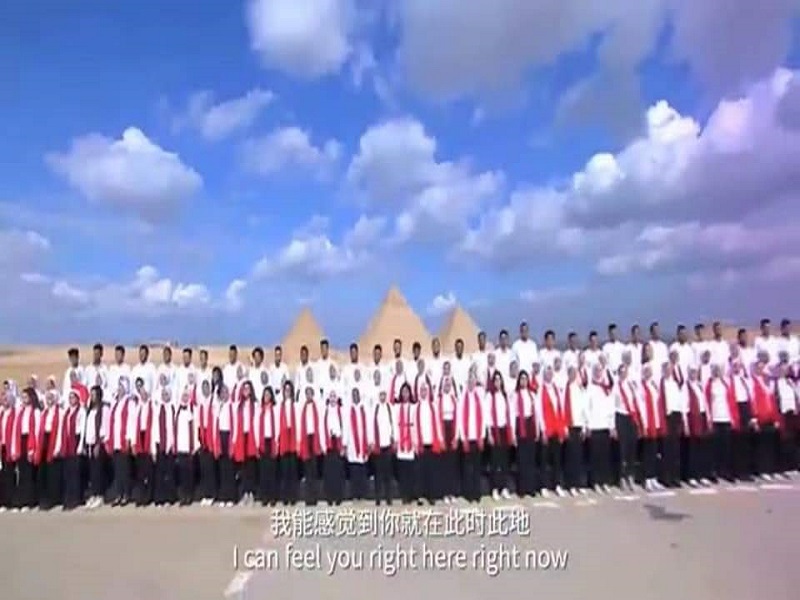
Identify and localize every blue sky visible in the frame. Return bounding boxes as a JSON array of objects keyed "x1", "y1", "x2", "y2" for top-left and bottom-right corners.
[{"x1": 1, "y1": 1, "x2": 800, "y2": 345}]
